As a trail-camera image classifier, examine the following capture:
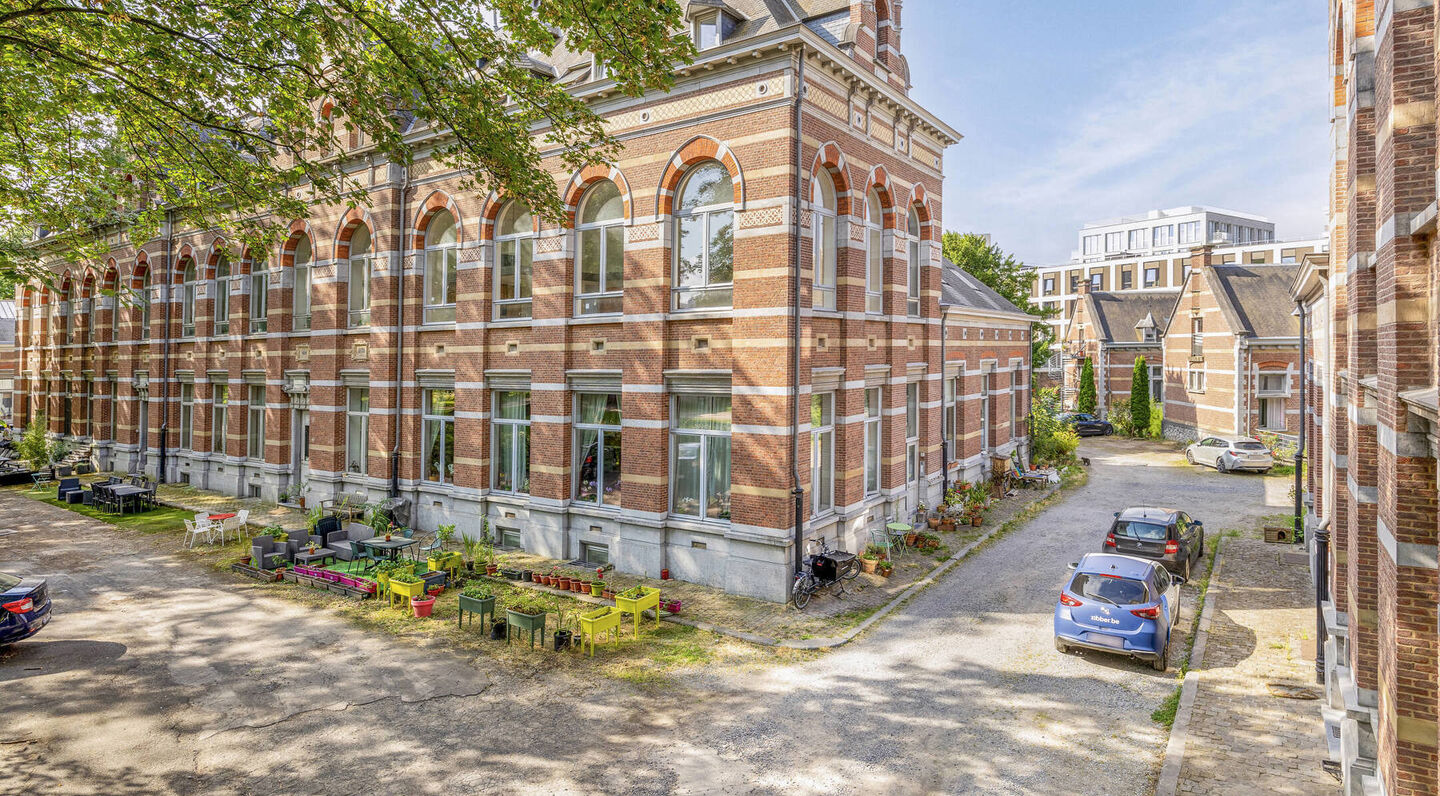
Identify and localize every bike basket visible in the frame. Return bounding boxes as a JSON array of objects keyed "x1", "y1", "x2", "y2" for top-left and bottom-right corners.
[{"x1": 812, "y1": 555, "x2": 838, "y2": 583}]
